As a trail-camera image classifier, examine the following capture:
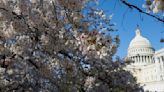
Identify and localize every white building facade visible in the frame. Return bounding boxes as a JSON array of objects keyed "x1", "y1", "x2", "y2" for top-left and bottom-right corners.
[{"x1": 126, "y1": 28, "x2": 164, "y2": 92}]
